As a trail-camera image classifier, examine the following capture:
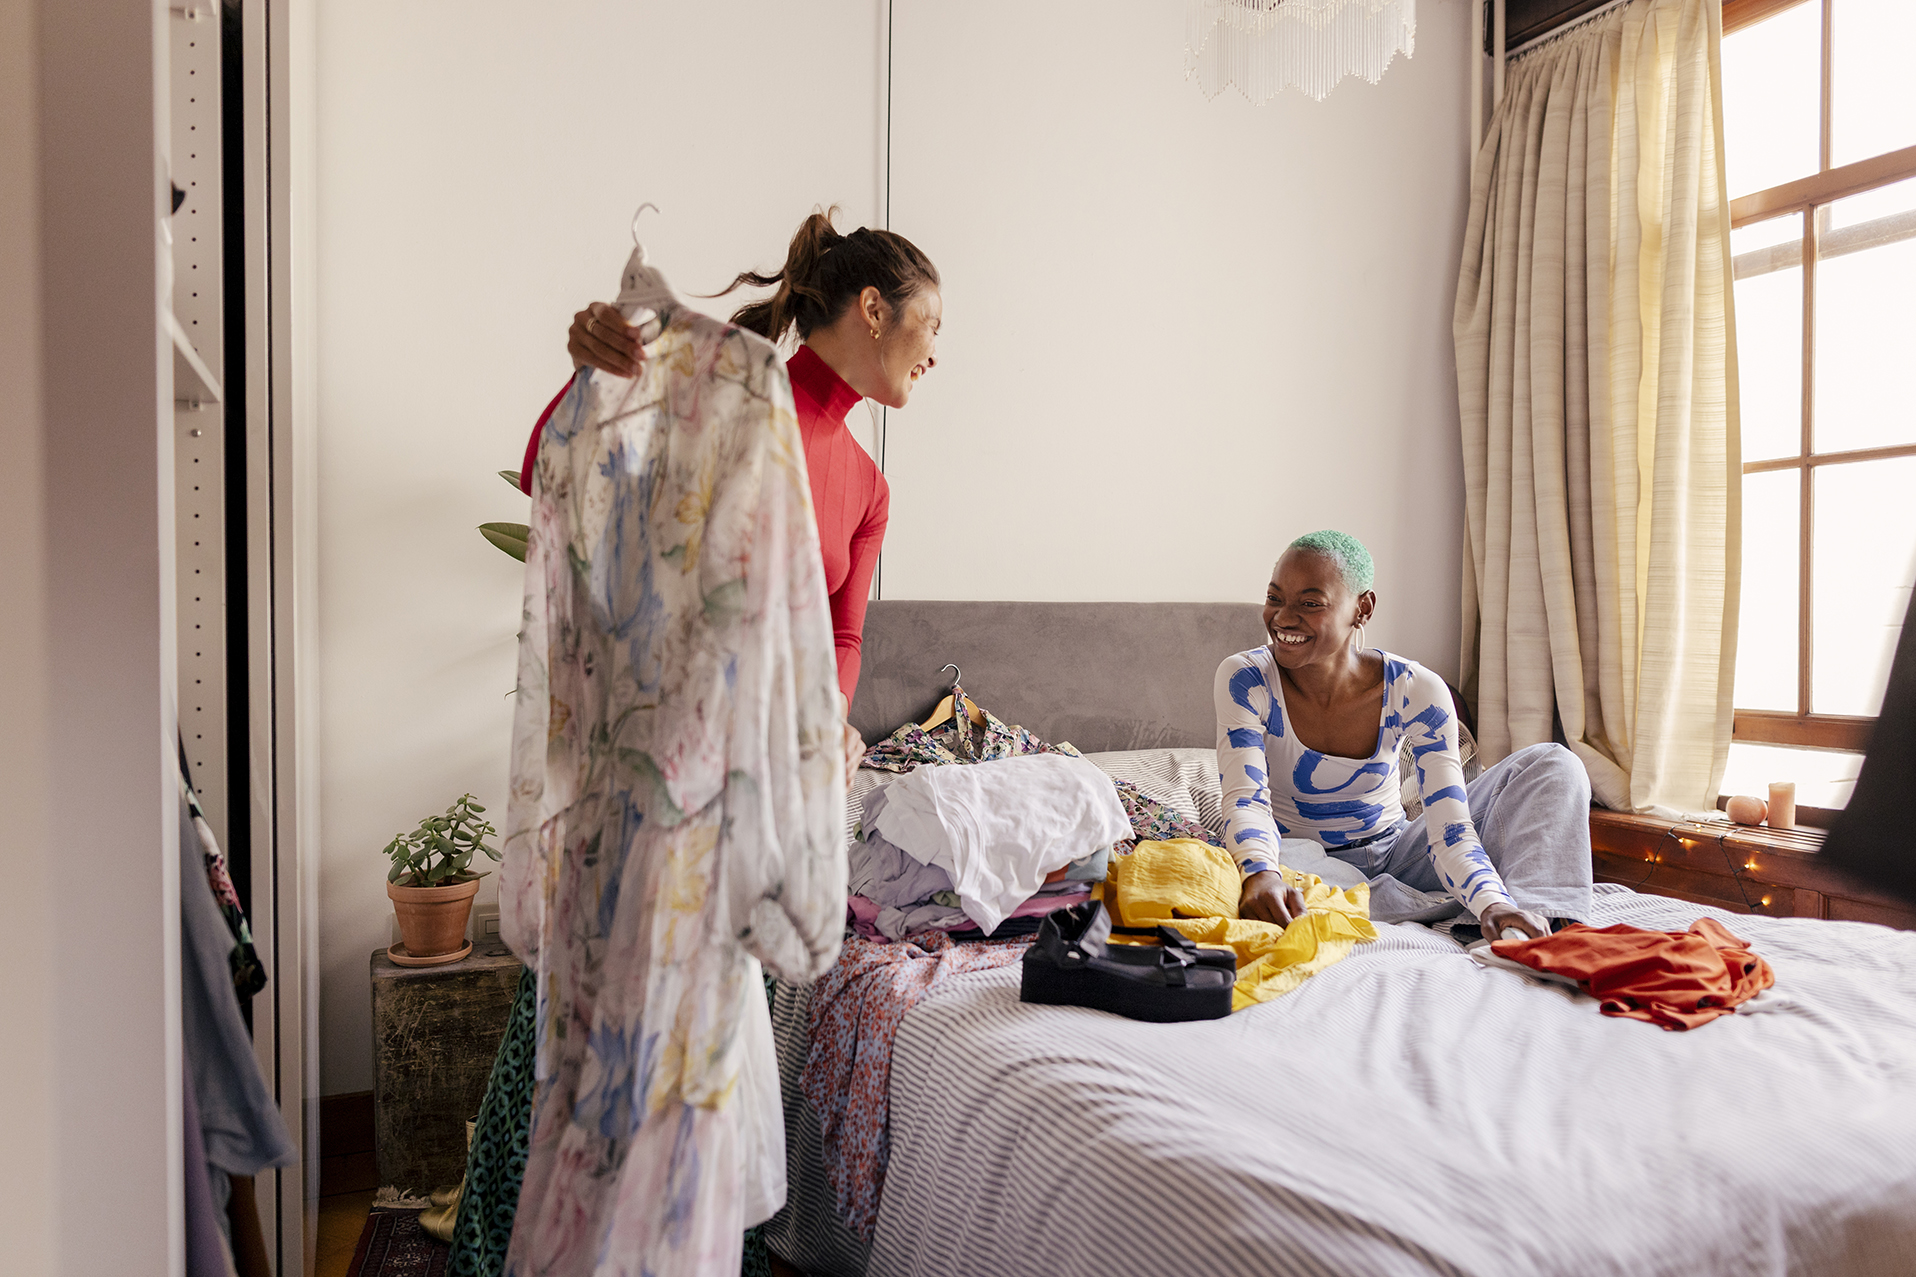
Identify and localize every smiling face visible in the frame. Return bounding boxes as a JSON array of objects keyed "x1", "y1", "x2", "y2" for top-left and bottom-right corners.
[
  {"x1": 871, "y1": 288, "x2": 941, "y2": 409},
  {"x1": 1263, "y1": 548, "x2": 1375, "y2": 671}
]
